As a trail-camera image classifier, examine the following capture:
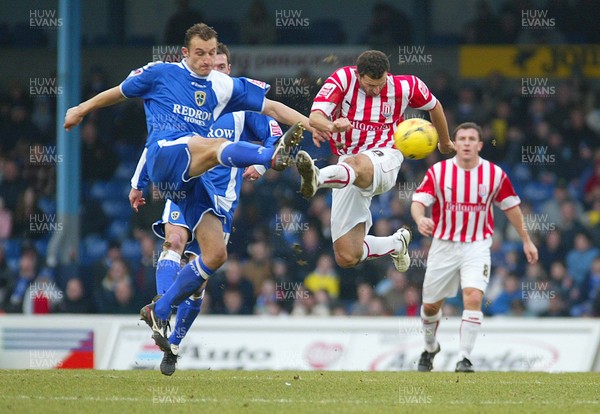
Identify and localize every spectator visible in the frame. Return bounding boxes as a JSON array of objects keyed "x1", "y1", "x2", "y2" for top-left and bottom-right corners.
[
  {"x1": 312, "y1": 289, "x2": 332, "y2": 316},
  {"x1": 381, "y1": 267, "x2": 408, "y2": 315},
  {"x1": 0, "y1": 159, "x2": 25, "y2": 211},
  {"x1": 0, "y1": 197, "x2": 12, "y2": 239},
  {"x1": 538, "y1": 231, "x2": 566, "y2": 273},
  {"x1": 240, "y1": 0, "x2": 275, "y2": 45},
  {"x1": 208, "y1": 258, "x2": 255, "y2": 315},
  {"x1": 488, "y1": 273, "x2": 522, "y2": 315},
  {"x1": 80, "y1": 121, "x2": 118, "y2": 182},
  {"x1": 566, "y1": 232, "x2": 600, "y2": 286},
  {"x1": 304, "y1": 253, "x2": 339, "y2": 299},
  {"x1": 24, "y1": 268, "x2": 62, "y2": 314},
  {"x1": 94, "y1": 258, "x2": 136, "y2": 313},
  {"x1": 242, "y1": 240, "x2": 273, "y2": 295},
  {"x1": 362, "y1": 2, "x2": 413, "y2": 46},
  {"x1": 558, "y1": 201, "x2": 588, "y2": 250},
  {"x1": 255, "y1": 278, "x2": 277, "y2": 315},
  {"x1": 163, "y1": 0, "x2": 204, "y2": 45},
  {"x1": 350, "y1": 282, "x2": 374, "y2": 316},
  {"x1": 395, "y1": 285, "x2": 420, "y2": 316},
  {"x1": 56, "y1": 277, "x2": 93, "y2": 313},
  {"x1": 2, "y1": 247, "x2": 39, "y2": 313}
]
